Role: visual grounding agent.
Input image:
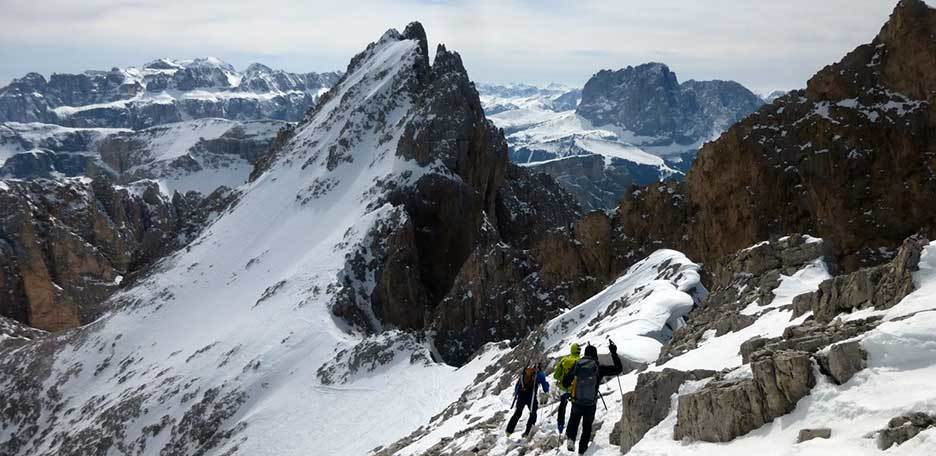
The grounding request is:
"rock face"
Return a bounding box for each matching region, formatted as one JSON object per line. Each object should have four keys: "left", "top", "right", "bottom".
{"left": 0, "top": 58, "right": 341, "bottom": 129}
{"left": 613, "top": 0, "right": 936, "bottom": 272}
{"left": 0, "top": 178, "right": 235, "bottom": 330}
{"left": 611, "top": 368, "right": 715, "bottom": 453}
{"left": 877, "top": 413, "right": 936, "bottom": 450}
{"left": 658, "top": 234, "right": 828, "bottom": 364}
{"left": 816, "top": 340, "right": 868, "bottom": 385}
{"left": 793, "top": 235, "right": 926, "bottom": 321}
{"left": 577, "top": 63, "right": 763, "bottom": 147}
{"left": 674, "top": 350, "right": 816, "bottom": 442}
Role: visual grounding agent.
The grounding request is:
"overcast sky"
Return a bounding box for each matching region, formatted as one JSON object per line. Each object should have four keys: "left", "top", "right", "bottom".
{"left": 0, "top": 0, "right": 924, "bottom": 94}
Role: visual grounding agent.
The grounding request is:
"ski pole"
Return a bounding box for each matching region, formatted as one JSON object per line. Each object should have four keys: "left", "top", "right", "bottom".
{"left": 597, "top": 389, "right": 608, "bottom": 411}
{"left": 608, "top": 337, "right": 625, "bottom": 399}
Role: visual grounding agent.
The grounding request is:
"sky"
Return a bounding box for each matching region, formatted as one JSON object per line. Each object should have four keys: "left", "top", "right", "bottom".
{"left": 0, "top": 0, "right": 924, "bottom": 94}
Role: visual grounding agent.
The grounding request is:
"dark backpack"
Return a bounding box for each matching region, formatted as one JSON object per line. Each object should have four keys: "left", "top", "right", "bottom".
{"left": 572, "top": 358, "right": 599, "bottom": 406}
{"left": 518, "top": 366, "right": 536, "bottom": 393}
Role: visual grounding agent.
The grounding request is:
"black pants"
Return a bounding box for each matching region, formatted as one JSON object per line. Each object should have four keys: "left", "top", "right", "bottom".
{"left": 506, "top": 394, "right": 538, "bottom": 435}
{"left": 566, "top": 402, "right": 597, "bottom": 454}
{"left": 557, "top": 392, "right": 570, "bottom": 429}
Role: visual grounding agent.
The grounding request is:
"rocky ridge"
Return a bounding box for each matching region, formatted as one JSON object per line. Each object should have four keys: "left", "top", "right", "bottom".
{"left": 612, "top": 0, "right": 936, "bottom": 272}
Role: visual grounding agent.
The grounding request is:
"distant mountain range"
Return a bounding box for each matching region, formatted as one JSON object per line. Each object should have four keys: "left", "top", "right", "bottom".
{"left": 478, "top": 64, "right": 765, "bottom": 210}
{"left": 0, "top": 58, "right": 342, "bottom": 194}
{"left": 0, "top": 58, "right": 341, "bottom": 129}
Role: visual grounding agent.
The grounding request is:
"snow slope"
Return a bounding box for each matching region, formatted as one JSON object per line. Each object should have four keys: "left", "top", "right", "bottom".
{"left": 387, "top": 249, "right": 705, "bottom": 455}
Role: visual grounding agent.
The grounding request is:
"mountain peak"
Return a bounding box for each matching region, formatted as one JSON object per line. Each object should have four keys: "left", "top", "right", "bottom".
{"left": 807, "top": 0, "right": 935, "bottom": 101}
{"left": 403, "top": 21, "right": 429, "bottom": 61}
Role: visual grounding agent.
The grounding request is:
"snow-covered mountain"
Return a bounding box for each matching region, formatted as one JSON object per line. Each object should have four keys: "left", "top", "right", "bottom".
{"left": 3, "top": 2, "right": 936, "bottom": 456}
{"left": 0, "top": 58, "right": 340, "bottom": 129}
{"left": 0, "top": 119, "right": 285, "bottom": 194}
{"left": 0, "top": 21, "right": 592, "bottom": 455}
{"left": 478, "top": 66, "right": 763, "bottom": 210}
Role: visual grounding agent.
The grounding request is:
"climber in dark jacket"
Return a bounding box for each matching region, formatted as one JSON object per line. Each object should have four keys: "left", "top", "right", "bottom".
{"left": 561, "top": 342, "right": 622, "bottom": 454}
{"left": 506, "top": 363, "right": 549, "bottom": 438}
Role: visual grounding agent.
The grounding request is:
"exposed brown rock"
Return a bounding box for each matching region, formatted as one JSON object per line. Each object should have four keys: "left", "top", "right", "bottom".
{"left": 612, "top": 0, "right": 936, "bottom": 273}
{"left": 610, "top": 368, "right": 715, "bottom": 453}
{"left": 793, "top": 235, "right": 926, "bottom": 322}
{"left": 0, "top": 178, "right": 236, "bottom": 331}
{"left": 877, "top": 412, "right": 936, "bottom": 450}
{"left": 816, "top": 340, "right": 868, "bottom": 385}
{"left": 740, "top": 317, "right": 880, "bottom": 364}
{"left": 797, "top": 428, "right": 831, "bottom": 443}
{"left": 674, "top": 350, "right": 816, "bottom": 442}
{"left": 659, "top": 234, "right": 827, "bottom": 364}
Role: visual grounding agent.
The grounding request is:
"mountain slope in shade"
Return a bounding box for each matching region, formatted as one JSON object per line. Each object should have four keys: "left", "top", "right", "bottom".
{"left": 0, "top": 58, "right": 340, "bottom": 129}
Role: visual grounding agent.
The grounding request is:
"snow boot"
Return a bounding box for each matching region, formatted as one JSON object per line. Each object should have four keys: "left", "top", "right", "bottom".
{"left": 566, "top": 439, "right": 575, "bottom": 451}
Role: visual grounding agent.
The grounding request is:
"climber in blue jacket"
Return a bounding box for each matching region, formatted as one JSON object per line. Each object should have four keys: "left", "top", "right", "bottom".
{"left": 506, "top": 362, "right": 550, "bottom": 437}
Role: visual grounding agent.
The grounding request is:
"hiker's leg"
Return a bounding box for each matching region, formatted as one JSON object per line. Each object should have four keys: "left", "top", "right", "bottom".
{"left": 506, "top": 400, "right": 525, "bottom": 434}
{"left": 557, "top": 393, "right": 569, "bottom": 429}
{"left": 577, "top": 405, "right": 597, "bottom": 454}
{"left": 566, "top": 403, "right": 583, "bottom": 441}
{"left": 524, "top": 396, "right": 538, "bottom": 435}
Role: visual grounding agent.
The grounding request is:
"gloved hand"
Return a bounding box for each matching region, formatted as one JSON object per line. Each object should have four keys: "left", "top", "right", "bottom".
{"left": 609, "top": 341, "right": 617, "bottom": 353}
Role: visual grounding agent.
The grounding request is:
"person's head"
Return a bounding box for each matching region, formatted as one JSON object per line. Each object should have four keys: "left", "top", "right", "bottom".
{"left": 584, "top": 345, "right": 598, "bottom": 359}
{"left": 570, "top": 343, "right": 580, "bottom": 356}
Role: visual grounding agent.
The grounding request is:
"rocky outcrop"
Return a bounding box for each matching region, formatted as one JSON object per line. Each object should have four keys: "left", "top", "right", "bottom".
{"left": 577, "top": 63, "right": 762, "bottom": 148}
{"left": 612, "top": 0, "right": 936, "bottom": 272}
{"left": 674, "top": 350, "right": 816, "bottom": 442}
{"left": 430, "top": 165, "right": 593, "bottom": 364}
{"left": 611, "top": 368, "right": 715, "bottom": 453}
{"left": 658, "top": 234, "right": 828, "bottom": 364}
{"left": 0, "top": 178, "right": 236, "bottom": 330}
{"left": 876, "top": 412, "right": 936, "bottom": 450}
{"left": 816, "top": 340, "right": 868, "bottom": 385}
{"left": 739, "top": 316, "right": 880, "bottom": 364}
{"left": 0, "top": 59, "right": 340, "bottom": 129}
{"left": 793, "top": 235, "right": 926, "bottom": 322}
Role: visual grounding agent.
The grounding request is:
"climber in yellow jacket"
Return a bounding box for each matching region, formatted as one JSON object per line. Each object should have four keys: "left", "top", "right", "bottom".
{"left": 552, "top": 343, "right": 581, "bottom": 434}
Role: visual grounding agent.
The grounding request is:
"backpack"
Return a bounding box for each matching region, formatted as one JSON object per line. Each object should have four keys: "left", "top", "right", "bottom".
{"left": 571, "top": 358, "right": 599, "bottom": 407}
{"left": 518, "top": 366, "right": 537, "bottom": 393}
{"left": 553, "top": 355, "right": 579, "bottom": 389}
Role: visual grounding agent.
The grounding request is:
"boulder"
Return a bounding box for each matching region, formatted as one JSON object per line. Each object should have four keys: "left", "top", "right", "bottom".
{"left": 674, "top": 350, "right": 815, "bottom": 442}
{"left": 612, "top": 368, "right": 715, "bottom": 453}
{"left": 797, "top": 428, "right": 831, "bottom": 443}
{"left": 877, "top": 412, "right": 936, "bottom": 450}
{"left": 816, "top": 341, "right": 867, "bottom": 385}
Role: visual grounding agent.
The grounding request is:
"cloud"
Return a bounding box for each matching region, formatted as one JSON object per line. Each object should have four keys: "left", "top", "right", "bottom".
{"left": 0, "top": 0, "right": 921, "bottom": 93}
